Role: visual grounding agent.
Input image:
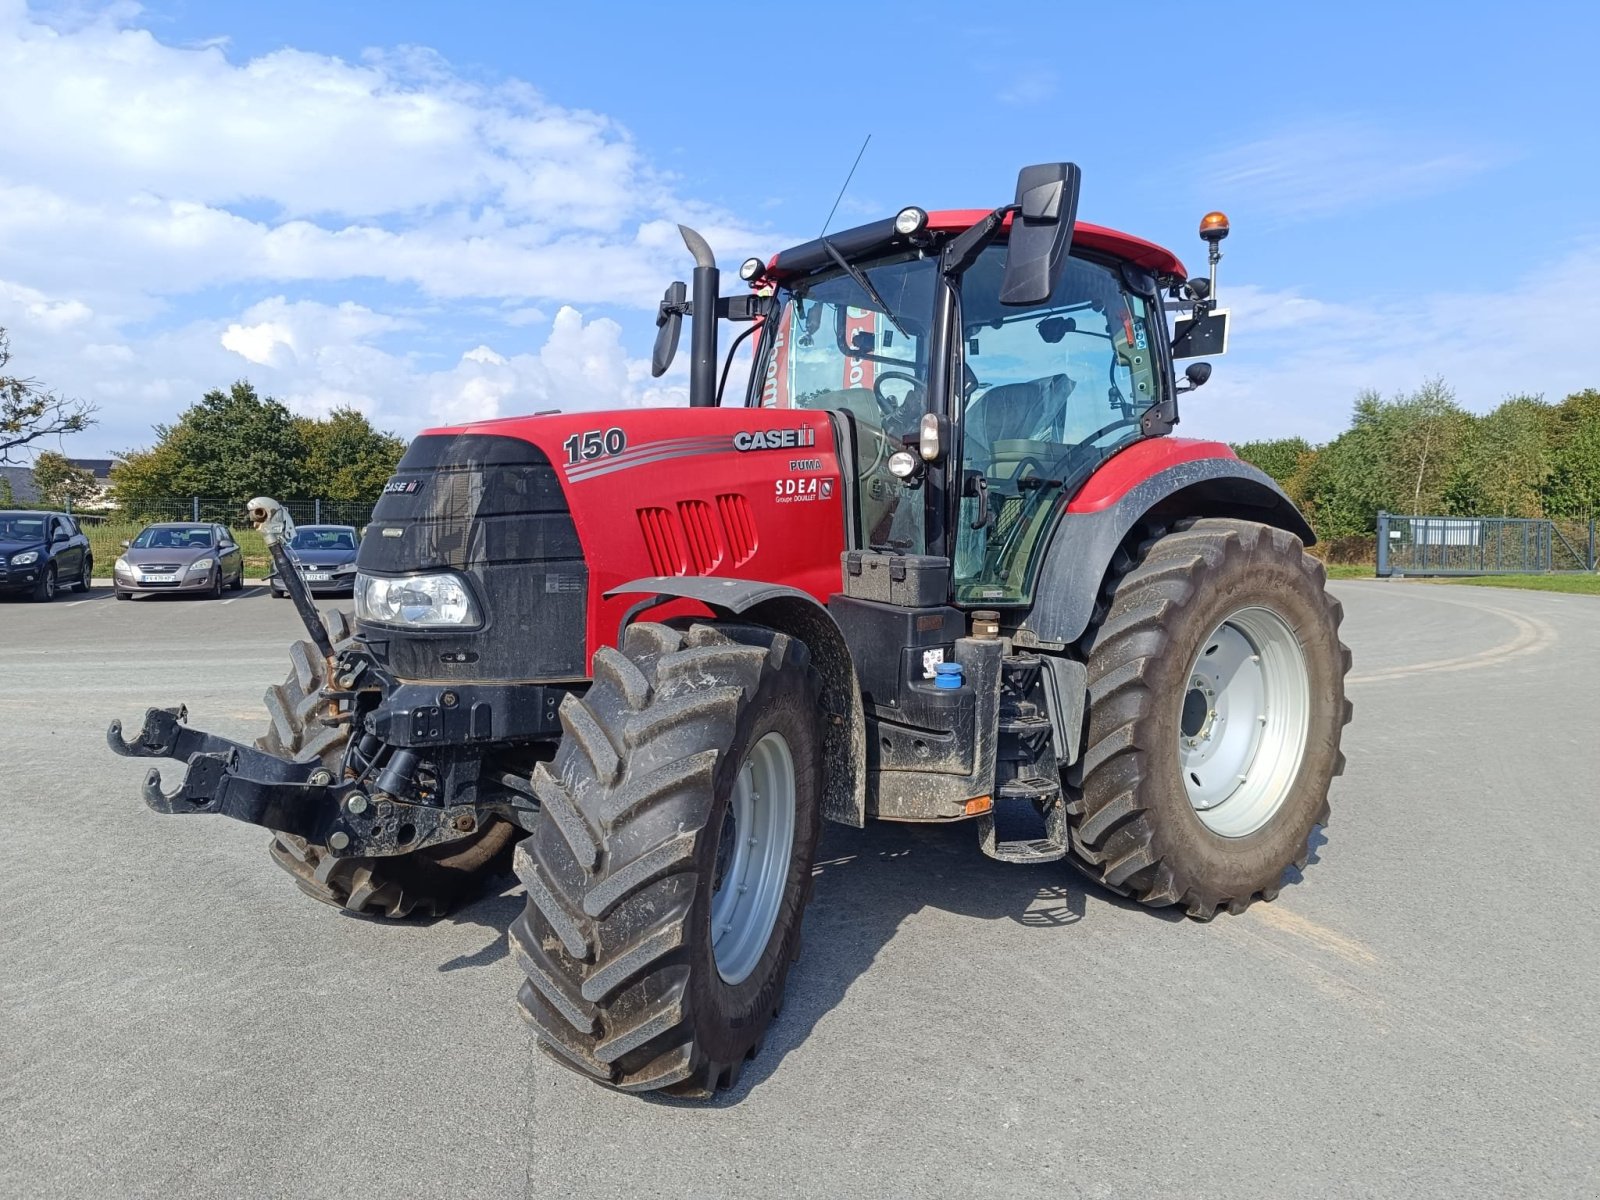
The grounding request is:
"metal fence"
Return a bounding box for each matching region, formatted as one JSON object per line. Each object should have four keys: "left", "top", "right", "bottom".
{"left": 1377, "top": 511, "right": 1598, "bottom": 576}
{"left": 64, "top": 496, "right": 377, "bottom": 529}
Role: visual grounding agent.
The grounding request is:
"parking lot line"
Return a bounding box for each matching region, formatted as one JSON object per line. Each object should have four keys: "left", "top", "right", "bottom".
{"left": 223, "top": 586, "right": 266, "bottom": 605}
{"left": 64, "top": 591, "right": 118, "bottom": 607}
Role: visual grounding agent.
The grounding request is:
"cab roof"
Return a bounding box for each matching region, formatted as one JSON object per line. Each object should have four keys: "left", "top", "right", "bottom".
{"left": 768, "top": 209, "right": 1186, "bottom": 282}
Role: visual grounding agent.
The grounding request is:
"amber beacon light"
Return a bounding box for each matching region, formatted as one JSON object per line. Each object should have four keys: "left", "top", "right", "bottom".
{"left": 1199, "top": 210, "right": 1230, "bottom": 243}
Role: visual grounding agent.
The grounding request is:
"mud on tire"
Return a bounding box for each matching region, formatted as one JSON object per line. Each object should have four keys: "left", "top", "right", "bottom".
{"left": 510, "top": 620, "right": 822, "bottom": 1097}
{"left": 1067, "top": 518, "right": 1353, "bottom": 920}
{"left": 258, "top": 609, "right": 517, "bottom": 919}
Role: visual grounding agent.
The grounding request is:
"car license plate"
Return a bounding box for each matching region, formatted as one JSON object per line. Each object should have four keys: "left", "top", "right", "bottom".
{"left": 141, "top": 573, "right": 178, "bottom": 583}
{"left": 304, "top": 572, "right": 331, "bottom": 582}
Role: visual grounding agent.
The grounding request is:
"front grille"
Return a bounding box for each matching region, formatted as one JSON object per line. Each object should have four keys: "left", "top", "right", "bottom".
{"left": 139, "top": 563, "right": 182, "bottom": 573}
{"left": 359, "top": 433, "right": 587, "bottom": 682}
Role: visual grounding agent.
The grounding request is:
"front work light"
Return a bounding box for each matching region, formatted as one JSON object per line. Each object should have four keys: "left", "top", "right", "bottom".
{"left": 888, "top": 450, "right": 921, "bottom": 480}
{"left": 895, "top": 206, "right": 928, "bottom": 236}
{"left": 355, "top": 571, "right": 481, "bottom": 629}
{"left": 739, "top": 257, "right": 766, "bottom": 282}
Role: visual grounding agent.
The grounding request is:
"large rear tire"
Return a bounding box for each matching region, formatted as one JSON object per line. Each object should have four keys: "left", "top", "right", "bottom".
{"left": 1067, "top": 519, "right": 1352, "bottom": 919}
{"left": 258, "top": 610, "right": 518, "bottom": 918}
{"left": 511, "top": 620, "right": 822, "bottom": 1096}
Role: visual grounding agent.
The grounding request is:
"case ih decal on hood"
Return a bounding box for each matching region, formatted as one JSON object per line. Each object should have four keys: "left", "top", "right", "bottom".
{"left": 733, "top": 426, "right": 816, "bottom": 452}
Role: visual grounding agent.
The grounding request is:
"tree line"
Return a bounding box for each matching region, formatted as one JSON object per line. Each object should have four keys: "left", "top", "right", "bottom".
{"left": 1234, "top": 381, "right": 1600, "bottom": 541}
{"left": 111, "top": 381, "right": 405, "bottom": 506}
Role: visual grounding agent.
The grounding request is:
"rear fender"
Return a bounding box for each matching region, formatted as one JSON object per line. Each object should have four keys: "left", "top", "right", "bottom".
{"left": 605, "top": 577, "right": 866, "bottom": 827}
{"left": 1017, "top": 456, "right": 1314, "bottom": 649}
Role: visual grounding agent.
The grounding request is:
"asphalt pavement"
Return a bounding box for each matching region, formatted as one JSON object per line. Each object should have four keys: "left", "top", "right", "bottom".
{"left": 1, "top": 579, "right": 1596, "bottom": 1198}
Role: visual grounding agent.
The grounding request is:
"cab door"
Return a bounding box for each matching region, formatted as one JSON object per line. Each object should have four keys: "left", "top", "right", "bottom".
{"left": 951, "top": 248, "right": 1166, "bottom": 605}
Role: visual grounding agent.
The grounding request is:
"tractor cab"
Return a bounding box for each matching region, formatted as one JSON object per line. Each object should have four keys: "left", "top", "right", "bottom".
{"left": 655, "top": 162, "right": 1228, "bottom": 613}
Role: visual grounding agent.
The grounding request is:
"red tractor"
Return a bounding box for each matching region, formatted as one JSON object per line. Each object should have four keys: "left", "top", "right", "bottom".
{"left": 111, "top": 163, "right": 1350, "bottom": 1097}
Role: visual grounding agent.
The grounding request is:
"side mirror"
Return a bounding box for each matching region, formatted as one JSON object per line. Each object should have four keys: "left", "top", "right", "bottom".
{"left": 1177, "top": 362, "right": 1213, "bottom": 393}
{"left": 120, "top": 539, "right": 131, "bottom": 549}
{"left": 651, "top": 281, "right": 687, "bottom": 378}
{"left": 999, "top": 162, "right": 1081, "bottom": 306}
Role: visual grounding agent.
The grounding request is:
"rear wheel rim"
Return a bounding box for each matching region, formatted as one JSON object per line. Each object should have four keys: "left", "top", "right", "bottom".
{"left": 710, "top": 731, "right": 796, "bottom": 985}
{"left": 1178, "top": 606, "right": 1311, "bottom": 838}
{"left": 43, "top": 568, "right": 55, "bottom": 599}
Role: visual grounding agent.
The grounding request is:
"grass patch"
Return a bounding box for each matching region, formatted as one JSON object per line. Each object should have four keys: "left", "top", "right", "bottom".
{"left": 1432, "top": 573, "right": 1600, "bottom": 595}
{"left": 1324, "top": 564, "right": 1375, "bottom": 580}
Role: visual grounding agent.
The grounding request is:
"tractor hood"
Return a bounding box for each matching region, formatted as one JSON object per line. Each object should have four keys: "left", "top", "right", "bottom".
{"left": 364, "top": 407, "right": 849, "bottom": 678}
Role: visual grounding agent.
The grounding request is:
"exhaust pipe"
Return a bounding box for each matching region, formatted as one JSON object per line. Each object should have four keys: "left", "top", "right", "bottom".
{"left": 679, "top": 224, "right": 719, "bottom": 408}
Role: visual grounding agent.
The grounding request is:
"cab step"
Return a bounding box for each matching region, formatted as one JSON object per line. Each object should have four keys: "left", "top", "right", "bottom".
{"left": 977, "top": 778, "right": 1067, "bottom": 864}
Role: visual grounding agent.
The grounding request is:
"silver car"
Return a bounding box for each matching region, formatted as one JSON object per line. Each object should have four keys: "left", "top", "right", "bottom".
{"left": 114, "top": 523, "right": 246, "bottom": 599}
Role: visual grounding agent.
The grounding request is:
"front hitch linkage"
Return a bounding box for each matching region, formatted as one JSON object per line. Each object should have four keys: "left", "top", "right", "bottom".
{"left": 106, "top": 705, "right": 500, "bottom": 858}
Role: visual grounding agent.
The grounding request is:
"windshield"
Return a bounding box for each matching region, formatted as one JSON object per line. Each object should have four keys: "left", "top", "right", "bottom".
{"left": 0, "top": 514, "right": 47, "bottom": 542}
{"left": 133, "top": 525, "right": 214, "bottom": 550}
{"left": 291, "top": 528, "right": 356, "bottom": 552}
{"left": 756, "top": 252, "right": 939, "bottom": 551}
{"left": 954, "top": 246, "right": 1163, "bottom": 604}
{"left": 757, "top": 251, "right": 937, "bottom": 436}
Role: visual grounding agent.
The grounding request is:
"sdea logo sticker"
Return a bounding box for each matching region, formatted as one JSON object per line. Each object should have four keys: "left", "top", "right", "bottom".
{"left": 734, "top": 427, "right": 816, "bottom": 451}
{"left": 774, "top": 476, "right": 834, "bottom": 503}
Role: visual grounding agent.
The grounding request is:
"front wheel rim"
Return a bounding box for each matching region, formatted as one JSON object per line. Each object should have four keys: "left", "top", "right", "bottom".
{"left": 709, "top": 731, "right": 796, "bottom": 985}
{"left": 1178, "top": 606, "right": 1311, "bottom": 838}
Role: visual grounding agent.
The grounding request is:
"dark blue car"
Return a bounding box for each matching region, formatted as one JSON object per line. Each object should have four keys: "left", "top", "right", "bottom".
{"left": 270, "top": 524, "right": 361, "bottom": 597}
{"left": 0, "top": 510, "right": 93, "bottom": 601}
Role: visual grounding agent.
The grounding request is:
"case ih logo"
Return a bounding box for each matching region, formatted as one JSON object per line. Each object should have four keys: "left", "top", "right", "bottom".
{"left": 733, "top": 427, "right": 816, "bottom": 452}
{"left": 382, "top": 478, "right": 424, "bottom": 495}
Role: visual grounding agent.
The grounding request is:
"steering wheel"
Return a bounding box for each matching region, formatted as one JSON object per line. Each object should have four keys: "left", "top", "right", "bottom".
{"left": 1006, "top": 456, "right": 1052, "bottom": 489}
{"left": 872, "top": 370, "right": 923, "bottom": 422}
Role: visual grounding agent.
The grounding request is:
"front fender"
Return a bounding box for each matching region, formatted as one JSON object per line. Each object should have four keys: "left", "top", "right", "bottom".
{"left": 604, "top": 576, "right": 867, "bottom": 828}
{"left": 1018, "top": 454, "right": 1314, "bottom": 649}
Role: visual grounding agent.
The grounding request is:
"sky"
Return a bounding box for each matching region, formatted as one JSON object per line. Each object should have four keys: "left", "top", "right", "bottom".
{"left": 2, "top": 0, "right": 1597, "bottom": 466}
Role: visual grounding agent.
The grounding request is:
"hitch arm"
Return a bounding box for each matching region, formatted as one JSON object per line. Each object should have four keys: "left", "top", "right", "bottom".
{"left": 267, "top": 539, "right": 336, "bottom": 662}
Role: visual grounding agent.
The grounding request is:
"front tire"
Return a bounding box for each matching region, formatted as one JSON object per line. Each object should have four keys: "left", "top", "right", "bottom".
{"left": 30, "top": 564, "right": 56, "bottom": 603}
{"left": 1068, "top": 519, "right": 1352, "bottom": 919}
{"left": 511, "top": 621, "right": 822, "bottom": 1096}
{"left": 258, "top": 610, "right": 518, "bottom": 918}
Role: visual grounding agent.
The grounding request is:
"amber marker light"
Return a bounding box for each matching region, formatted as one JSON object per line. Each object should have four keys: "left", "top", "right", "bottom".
{"left": 1199, "top": 210, "right": 1231, "bottom": 243}
{"left": 964, "top": 796, "right": 994, "bottom": 816}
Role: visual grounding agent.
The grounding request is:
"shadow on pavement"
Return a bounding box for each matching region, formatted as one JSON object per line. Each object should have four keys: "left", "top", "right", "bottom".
{"left": 423, "top": 813, "right": 1331, "bottom": 1102}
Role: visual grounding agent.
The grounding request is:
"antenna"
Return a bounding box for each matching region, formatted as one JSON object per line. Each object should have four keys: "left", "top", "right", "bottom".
{"left": 818, "top": 134, "right": 871, "bottom": 239}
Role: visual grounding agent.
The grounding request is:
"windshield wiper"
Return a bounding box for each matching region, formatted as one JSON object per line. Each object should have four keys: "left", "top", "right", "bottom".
{"left": 821, "top": 239, "right": 909, "bottom": 340}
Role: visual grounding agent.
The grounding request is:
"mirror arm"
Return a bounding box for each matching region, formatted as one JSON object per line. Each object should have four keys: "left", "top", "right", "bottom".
{"left": 941, "top": 205, "right": 1014, "bottom": 279}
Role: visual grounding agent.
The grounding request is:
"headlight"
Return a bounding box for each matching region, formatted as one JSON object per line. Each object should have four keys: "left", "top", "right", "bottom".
{"left": 189, "top": 558, "right": 214, "bottom": 573}
{"left": 355, "top": 571, "right": 480, "bottom": 628}
{"left": 12, "top": 550, "right": 39, "bottom": 566}
{"left": 333, "top": 561, "right": 357, "bottom": 573}
{"left": 114, "top": 557, "right": 131, "bottom": 575}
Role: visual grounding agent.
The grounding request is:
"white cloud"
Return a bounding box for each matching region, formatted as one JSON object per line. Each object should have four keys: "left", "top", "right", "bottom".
{"left": 1181, "top": 241, "right": 1600, "bottom": 445}
{"left": 0, "top": 3, "right": 779, "bottom": 458}
{"left": 1198, "top": 118, "right": 1499, "bottom": 222}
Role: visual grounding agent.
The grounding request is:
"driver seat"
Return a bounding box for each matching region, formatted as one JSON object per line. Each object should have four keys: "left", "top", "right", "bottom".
{"left": 964, "top": 374, "right": 1074, "bottom": 481}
